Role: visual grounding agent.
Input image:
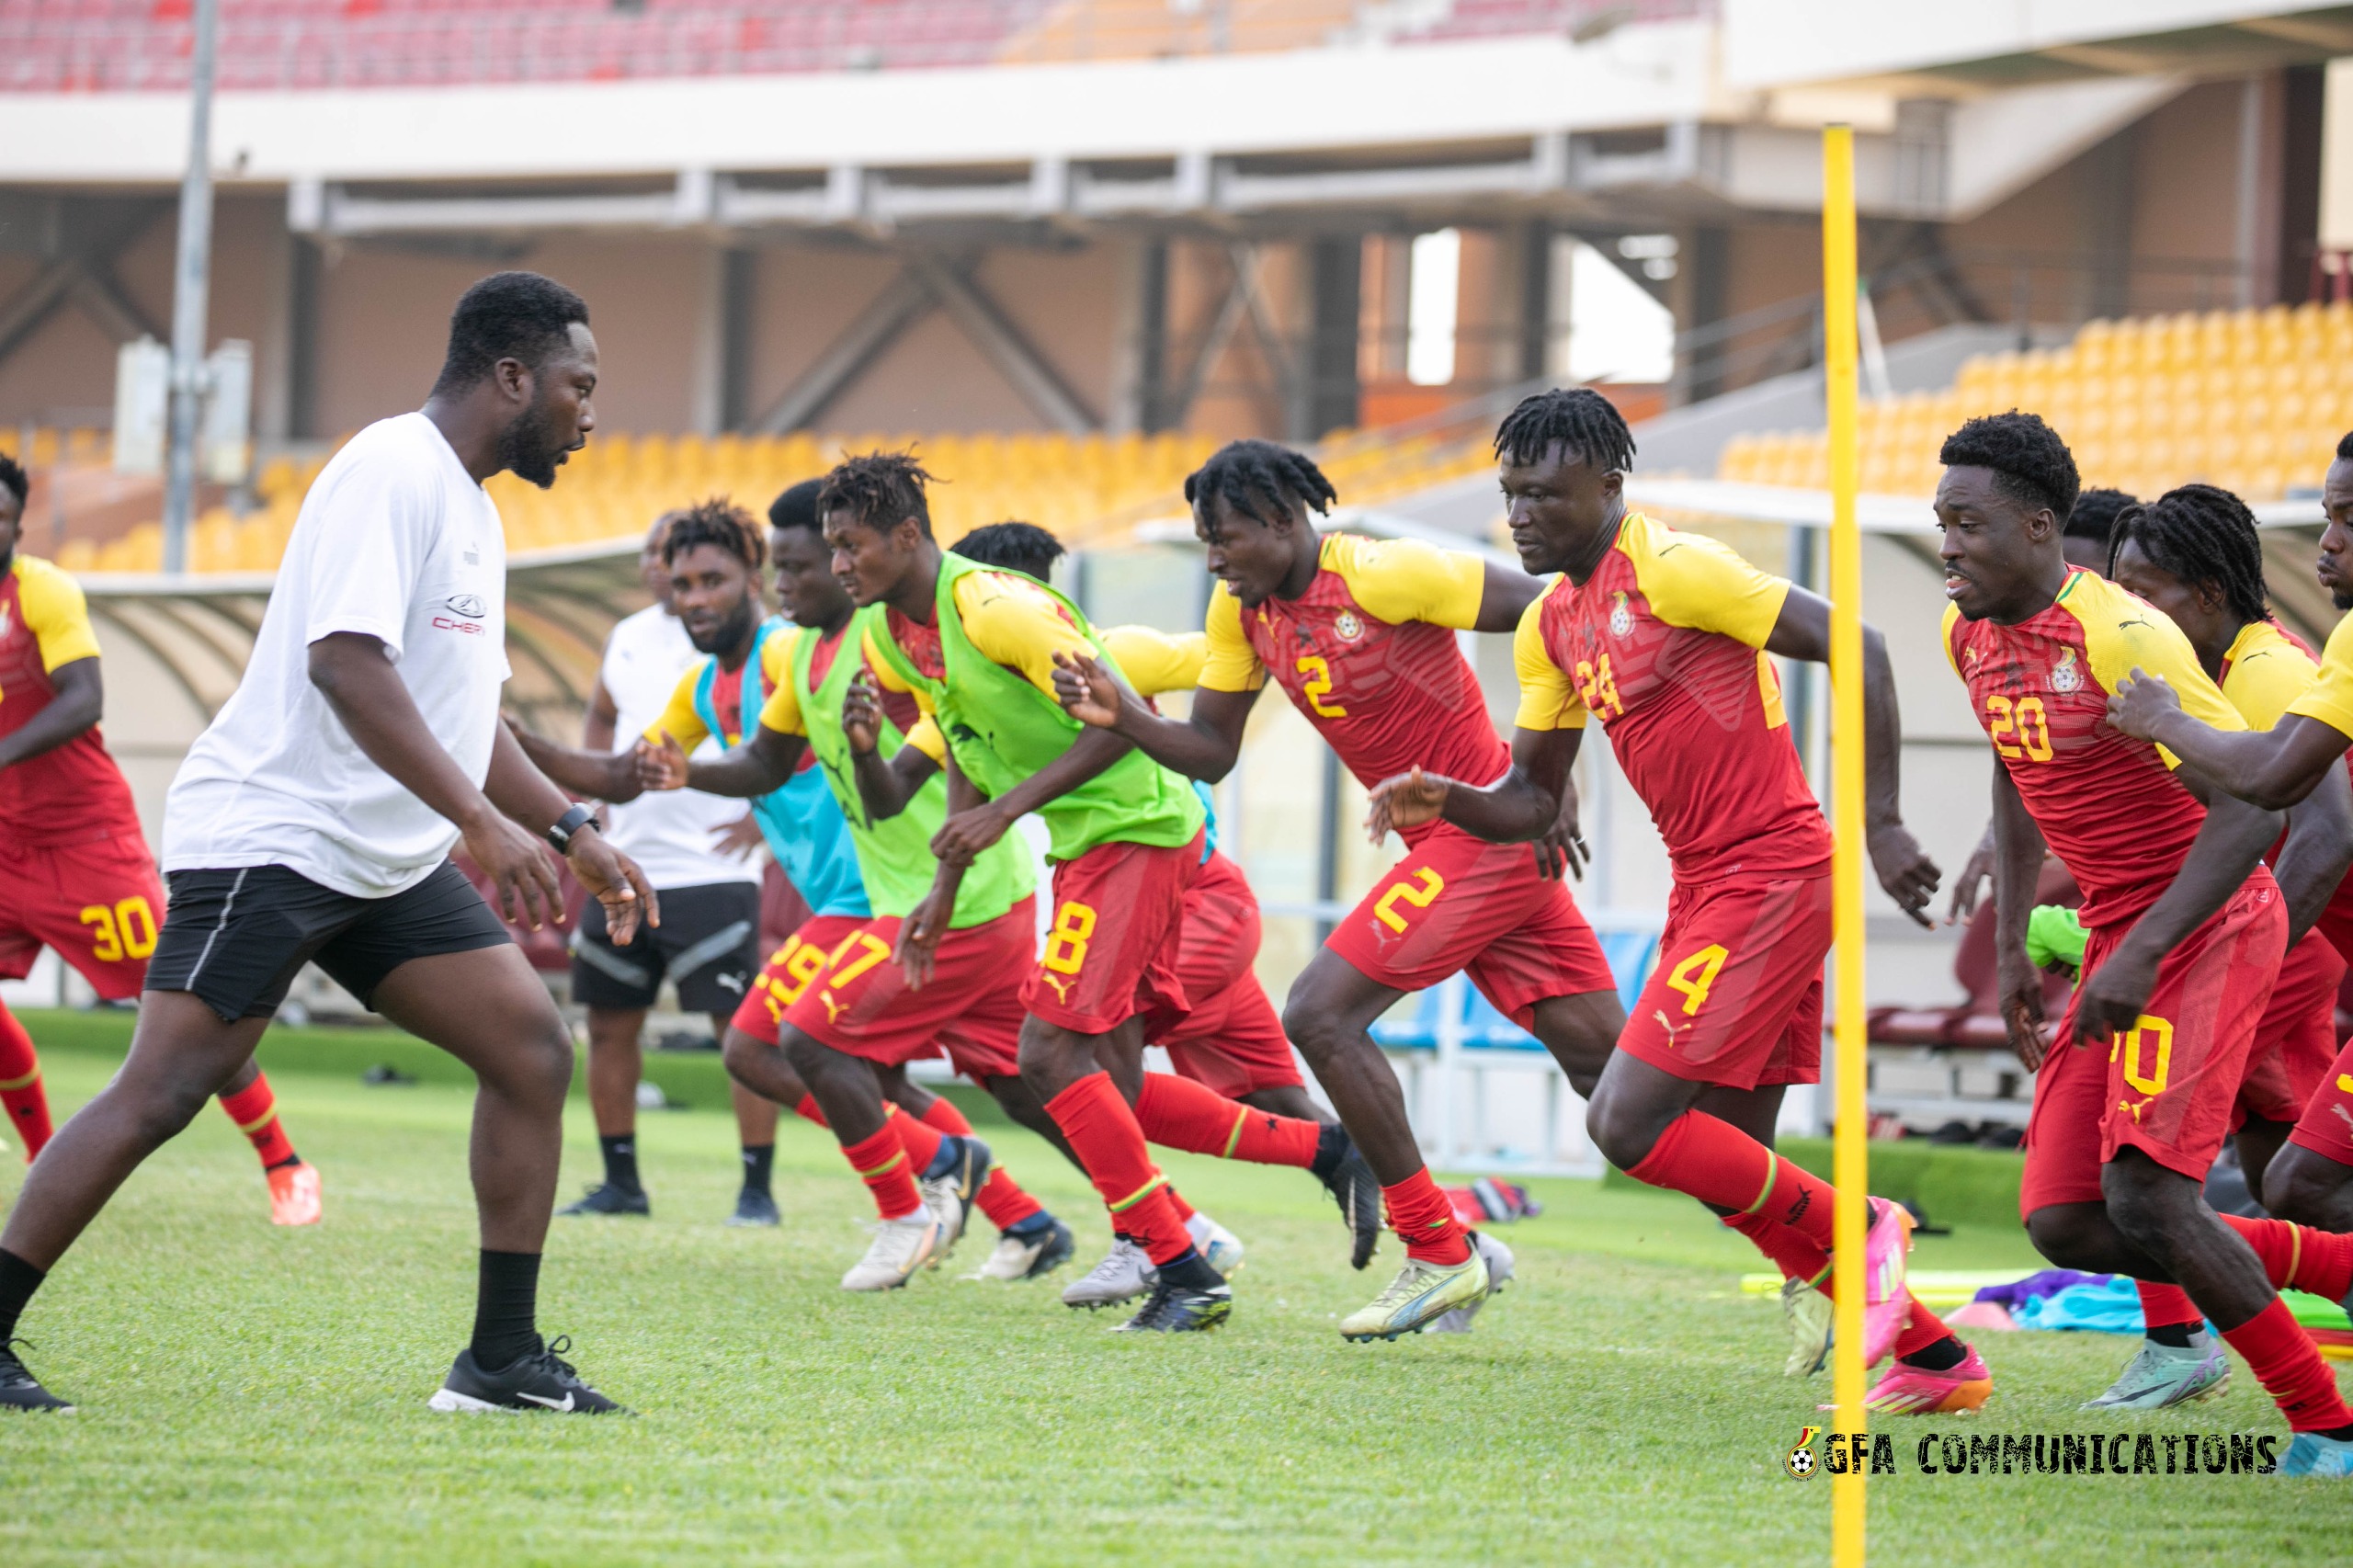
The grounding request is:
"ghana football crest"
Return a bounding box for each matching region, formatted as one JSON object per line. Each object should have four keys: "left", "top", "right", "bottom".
{"left": 1608, "top": 591, "right": 1631, "bottom": 638}
{"left": 2051, "top": 648, "right": 2081, "bottom": 692}
{"left": 1784, "top": 1426, "right": 1822, "bottom": 1479}
{"left": 1333, "top": 610, "right": 1363, "bottom": 642}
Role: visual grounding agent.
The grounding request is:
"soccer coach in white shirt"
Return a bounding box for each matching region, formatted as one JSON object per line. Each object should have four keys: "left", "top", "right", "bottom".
{"left": 0, "top": 272, "right": 654, "bottom": 1417}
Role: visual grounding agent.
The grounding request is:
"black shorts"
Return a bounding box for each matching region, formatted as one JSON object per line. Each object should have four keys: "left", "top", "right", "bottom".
{"left": 149, "top": 860, "right": 513, "bottom": 1022}
{"left": 568, "top": 880, "right": 759, "bottom": 1015}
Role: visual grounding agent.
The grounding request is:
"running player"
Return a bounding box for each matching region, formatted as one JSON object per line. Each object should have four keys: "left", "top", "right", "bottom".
{"left": 1359, "top": 389, "right": 1974, "bottom": 1406}
{"left": 830, "top": 452, "right": 1378, "bottom": 1333}
{"left": 1948, "top": 486, "right": 2141, "bottom": 922}
{"left": 949, "top": 521, "right": 1373, "bottom": 1309}
{"left": 0, "top": 271, "right": 654, "bottom": 1415}
{"left": 513, "top": 508, "right": 778, "bottom": 1225}
{"left": 626, "top": 483, "right": 1074, "bottom": 1288}
{"left": 1924, "top": 411, "right": 2353, "bottom": 1472}
{"left": 1051, "top": 437, "right": 1612, "bottom": 1339}
{"left": 2092, "top": 484, "right": 2353, "bottom": 1410}
{"left": 0, "top": 451, "right": 320, "bottom": 1224}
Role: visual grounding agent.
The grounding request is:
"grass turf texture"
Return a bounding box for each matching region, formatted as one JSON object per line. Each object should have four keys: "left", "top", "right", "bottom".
{"left": 2, "top": 1011, "right": 2344, "bottom": 1565}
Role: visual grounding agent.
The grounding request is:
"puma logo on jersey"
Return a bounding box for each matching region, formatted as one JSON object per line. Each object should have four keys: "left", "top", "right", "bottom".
{"left": 715, "top": 972, "right": 745, "bottom": 994}
{"left": 1039, "top": 972, "right": 1074, "bottom": 1004}
{"left": 2331, "top": 1103, "right": 2353, "bottom": 1142}
{"left": 1653, "top": 1009, "right": 1691, "bottom": 1047}
{"left": 2118, "top": 1095, "right": 2154, "bottom": 1123}
{"left": 820, "top": 993, "right": 845, "bottom": 1022}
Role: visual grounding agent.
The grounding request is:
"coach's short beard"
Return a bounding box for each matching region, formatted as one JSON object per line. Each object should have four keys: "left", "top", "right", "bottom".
{"left": 498, "top": 394, "right": 566, "bottom": 490}
{"left": 2336, "top": 585, "right": 2353, "bottom": 613}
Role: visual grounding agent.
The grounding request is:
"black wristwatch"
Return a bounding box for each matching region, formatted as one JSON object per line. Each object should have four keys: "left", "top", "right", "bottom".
{"left": 545, "top": 803, "right": 600, "bottom": 853}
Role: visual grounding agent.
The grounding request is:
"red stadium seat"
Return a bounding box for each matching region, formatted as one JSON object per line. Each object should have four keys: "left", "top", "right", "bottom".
{"left": 1867, "top": 859, "right": 2082, "bottom": 1051}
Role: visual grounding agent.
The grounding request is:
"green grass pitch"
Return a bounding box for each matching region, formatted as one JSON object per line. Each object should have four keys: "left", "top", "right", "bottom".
{"left": 1, "top": 1010, "right": 2345, "bottom": 1565}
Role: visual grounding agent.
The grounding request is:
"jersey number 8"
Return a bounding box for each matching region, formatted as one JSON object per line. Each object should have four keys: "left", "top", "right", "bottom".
{"left": 1042, "top": 903, "right": 1097, "bottom": 975}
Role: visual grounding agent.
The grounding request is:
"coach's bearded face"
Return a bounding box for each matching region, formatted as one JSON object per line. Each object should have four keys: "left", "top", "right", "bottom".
{"left": 497, "top": 382, "right": 571, "bottom": 490}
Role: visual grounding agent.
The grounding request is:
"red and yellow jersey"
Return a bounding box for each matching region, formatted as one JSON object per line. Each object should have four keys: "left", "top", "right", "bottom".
{"left": 2287, "top": 608, "right": 2353, "bottom": 743}
{"left": 1515, "top": 511, "right": 1826, "bottom": 885}
{"left": 1944, "top": 569, "right": 2247, "bottom": 931}
{"left": 2218, "top": 618, "right": 2318, "bottom": 732}
{"left": 864, "top": 567, "right": 1097, "bottom": 767}
{"left": 1200, "top": 533, "right": 1503, "bottom": 837}
{"left": 1101, "top": 625, "right": 1206, "bottom": 699}
{"left": 0, "top": 553, "right": 141, "bottom": 842}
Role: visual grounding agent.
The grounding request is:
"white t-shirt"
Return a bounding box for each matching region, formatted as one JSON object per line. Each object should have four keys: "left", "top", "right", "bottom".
{"left": 165, "top": 413, "right": 512, "bottom": 897}
{"left": 596, "top": 603, "right": 759, "bottom": 892}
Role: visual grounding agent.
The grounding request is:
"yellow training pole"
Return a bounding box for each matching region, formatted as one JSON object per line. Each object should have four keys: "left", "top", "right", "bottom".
{"left": 1822, "top": 122, "right": 1868, "bottom": 1568}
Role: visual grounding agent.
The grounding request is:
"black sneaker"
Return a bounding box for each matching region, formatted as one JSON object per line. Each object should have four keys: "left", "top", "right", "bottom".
{"left": 0, "top": 1341, "right": 72, "bottom": 1413}
{"left": 1110, "top": 1281, "right": 1233, "bottom": 1334}
{"left": 725, "top": 1187, "right": 779, "bottom": 1228}
{"left": 428, "top": 1335, "right": 625, "bottom": 1414}
{"left": 1312, "top": 1124, "right": 1383, "bottom": 1270}
{"left": 558, "top": 1183, "right": 649, "bottom": 1217}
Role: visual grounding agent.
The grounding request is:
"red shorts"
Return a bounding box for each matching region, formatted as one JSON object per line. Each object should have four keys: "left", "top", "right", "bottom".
{"left": 1151, "top": 850, "right": 1303, "bottom": 1096}
{"left": 1614, "top": 874, "right": 1831, "bottom": 1091}
{"left": 2020, "top": 877, "right": 2287, "bottom": 1215}
{"left": 1019, "top": 831, "right": 1204, "bottom": 1035}
{"left": 729, "top": 914, "right": 871, "bottom": 1046}
{"left": 0, "top": 829, "right": 165, "bottom": 1002}
{"left": 2288, "top": 1036, "right": 2353, "bottom": 1163}
{"left": 2235, "top": 926, "right": 2345, "bottom": 1129}
{"left": 1325, "top": 823, "right": 1613, "bottom": 1028}
{"left": 781, "top": 899, "right": 1034, "bottom": 1079}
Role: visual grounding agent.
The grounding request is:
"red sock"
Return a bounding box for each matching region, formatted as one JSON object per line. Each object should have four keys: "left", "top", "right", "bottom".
{"left": 1628, "top": 1111, "right": 1836, "bottom": 1251}
{"left": 909, "top": 1096, "right": 1046, "bottom": 1230}
{"left": 2217, "top": 1295, "right": 2353, "bottom": 1431}
{"left": 1893, "top": 1297, "right": 1961, "bottom": 1360}
{"left": 1134, "top": 1074, "right": 1320, "bottom": 1167}
{"left": 1043, "top": 1073, "right": 1190, "bottom": 1265}
{"left": 0, "top": 1002, "right": 50, "bottom": 1163}
{"left": 2138, "top": 1281, "right": 2205, "bottom": 1334}
{"left": 792, "top": 1093, "right": 826, "bottom": 1127}
{"left": 888, "top": 1102, "right": 946, "bottom": 1176}
{"left": 1162, "top": 1179, "right": 1197, "bottom": 1226}
{"left": 1724, "top": 1208, "right": 1830, "bottom": 1284}
{"left": 2220, "top": 1213, "right": 2353, "bottom": 1302}
{"left": 840, "top": 1124, "right": 923, "bottom": 1221}
{"left": 216, "top": 1074, "right": 298, "bottom": 1169}
{"left": 915, "top": 1096, "right": 973, "bottom": 1136}
{"left": 1381, "top": 1167, "right": 1472, "bottom": 1265}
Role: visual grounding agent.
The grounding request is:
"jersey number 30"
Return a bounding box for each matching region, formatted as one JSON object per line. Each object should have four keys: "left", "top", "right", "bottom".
{"left": 80, "top": 897, "right": 159, "bottom": 964}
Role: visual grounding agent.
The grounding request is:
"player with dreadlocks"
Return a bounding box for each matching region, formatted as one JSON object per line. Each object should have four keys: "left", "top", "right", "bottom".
{"left": 781, "top": 451, "right": 1373, "bottom": 1333}
{"left": 2082, "top": 483, "right": 2353, "bottom": 1411}
{"left": 1051, "top": 434, "right": 1613, "bottom": 1340}
{"left": 1356, "top": 388, "right": 1974, "bottom": 1404}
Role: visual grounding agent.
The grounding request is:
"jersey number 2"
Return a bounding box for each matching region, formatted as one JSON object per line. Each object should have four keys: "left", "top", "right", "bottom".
{"left": 1296, "top": 655, "right": 1347, "bottom": 718}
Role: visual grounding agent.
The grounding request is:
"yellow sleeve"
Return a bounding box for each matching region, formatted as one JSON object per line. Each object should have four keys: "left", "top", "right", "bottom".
{"left": 900, "top": 715, "right": 947, "bottom": 765}
{"left": 1199, "top": 584, "right": 1267, "bottom": 692}
{"left": 15, "top": 558, "right": 102, "bottom": 672}
{"left": 1621, "top": 517, "right": 1790, "bottom": 648}
{"left": 752, "top": 627, "right": 807, "bottom": 736}
{"left": 642, "top": 665, "right": 713, "bottom": 753}
{"left": 1100, "top": 625, "right": 1207, "bottom": 698}
{"left": 1321, "top": 533, "right": 1487, "bottom": 631}
{"left": 2289, "top": 613, "right": 2353, "bottom": 742}
{"left": 1939, "top": 603, "right": 1964, "bottom": 678}
{"left": 860, "top": 625, "right": 917, "bottom": 698}
{"left": 1510, "top": 586, "right": 1586, "bottom": 732}
{"left": 2220, "top": 621, "right": 2319, "bottom": 734}
{"left": 2068, "top": 580, "right": 2246, "bottom": 767}
{"left": 951, "top": 570, "right": 1093, "bottom": 699}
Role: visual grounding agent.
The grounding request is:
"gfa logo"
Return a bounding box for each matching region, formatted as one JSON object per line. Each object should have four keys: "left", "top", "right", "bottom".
{"left": 1785, "top": 1426, "right": 1821, "bottom": 1479}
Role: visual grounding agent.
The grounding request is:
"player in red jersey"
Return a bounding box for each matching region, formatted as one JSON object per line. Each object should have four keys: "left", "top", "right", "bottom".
{"left": 1361, "top": 389, "right": 1974, "bottom": 1406}
{"left": 2094, "top": 485, "right": 2353, "bottom": 1410}
{"left": 1053, "top": 438, "right": 1614, "bottom": 1339}
{"left": 0, "top": 452, "right": 319, "bottom": 1224}
{"left": 1932, "top": 413, "right": 2353, "bottom": 1468}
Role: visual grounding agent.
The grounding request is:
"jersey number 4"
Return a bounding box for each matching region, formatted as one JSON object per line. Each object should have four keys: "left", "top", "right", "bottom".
{"left": 1984, "top": 694, "right": 2053, "bottom": 762}
{"left": 80, "top": 897, "right": 158, "bottom": 964}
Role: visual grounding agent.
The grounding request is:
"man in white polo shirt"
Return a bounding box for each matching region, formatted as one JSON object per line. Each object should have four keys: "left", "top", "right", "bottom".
{"left": 518, "top": 510, "right": 776, "bottom": 1225}
{"left": 0, "top": 271, "right": 654, "bottom": 1417}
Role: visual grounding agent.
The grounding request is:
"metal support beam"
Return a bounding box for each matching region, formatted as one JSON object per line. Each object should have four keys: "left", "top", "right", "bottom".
{"left": 752, "top": 267, "right": 936, "bottom": 434}
{"left": 908, "top": 254, "right": 1097, "bottom": 433}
